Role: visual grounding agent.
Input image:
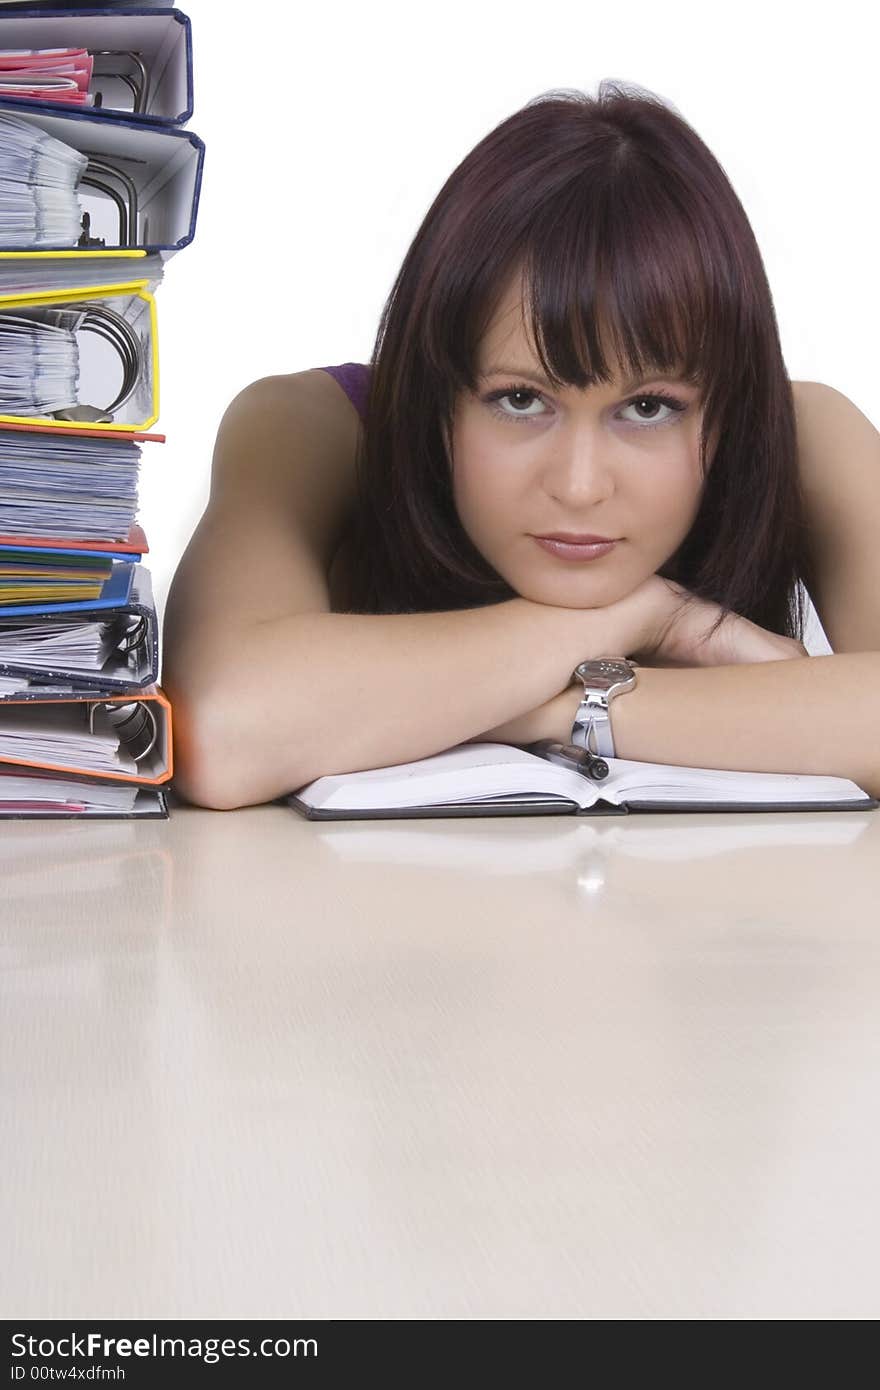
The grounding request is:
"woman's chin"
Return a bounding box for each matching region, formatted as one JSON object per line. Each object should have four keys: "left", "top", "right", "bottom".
{"left": 510, "top": 579, "right": 618, "bottom": 610}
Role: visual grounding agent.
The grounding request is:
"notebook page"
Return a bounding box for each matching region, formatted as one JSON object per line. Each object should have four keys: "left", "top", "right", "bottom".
{"left": 293, "top": 741, "right": 591, "bottom": 812}
{"left": 608, "top": 757, "right": 871, "bottom": 804}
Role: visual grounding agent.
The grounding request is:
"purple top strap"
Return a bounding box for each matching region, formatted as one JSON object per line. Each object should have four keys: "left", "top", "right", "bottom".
{"left": 319, "top": 362, "right": 371, "bottom": 424}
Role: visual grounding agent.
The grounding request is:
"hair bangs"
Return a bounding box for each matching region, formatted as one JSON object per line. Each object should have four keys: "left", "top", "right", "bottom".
{"left": 518, "top": 193, "right": 717, "bottom": 399}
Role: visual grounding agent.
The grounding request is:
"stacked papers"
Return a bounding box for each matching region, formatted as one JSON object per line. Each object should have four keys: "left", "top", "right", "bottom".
{"left": 0, "top": 48, "right": 94, "bottom": 106}
{"left": 0, "top": 615, "right": 118, "bottom": 675}
{"left": 0, "top": 304, "right": 82, "bottom": 414}
{"left": 0, "top": 697, "right": 137, "bottom": 773}
{"left": 0, "top": 771, "right": 137, "bottom": 813}
{"left": 0, "top": 254, "right": 165, "bottom": 295}
{"left": 0, "top": 429, "right": 140, "bottom": 538}
{"left": 0, "top": 110, "right": 86, "bottom": 246}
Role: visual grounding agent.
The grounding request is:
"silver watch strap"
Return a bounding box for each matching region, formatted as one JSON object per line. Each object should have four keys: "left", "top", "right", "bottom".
{"left": 570, "top": 660, "right": 638, "bottom": 760}
{"left": 571, "top": 691, "right": 616, "bottom": 758}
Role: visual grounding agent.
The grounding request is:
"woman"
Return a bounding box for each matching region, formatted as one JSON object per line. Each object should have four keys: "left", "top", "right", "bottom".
{"left": 163, "top": 82, "right": 880, "bottom": 809}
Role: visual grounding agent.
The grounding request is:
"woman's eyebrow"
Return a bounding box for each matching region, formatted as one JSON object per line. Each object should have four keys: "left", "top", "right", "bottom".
{"left": 619, "top": 371, "right": 696, "bottom": 390}
{"left": 479, "top": 364, "right": 554, "bottom": 385}
{"left": 479, "top": 364, "right": 694, "bottom": 390}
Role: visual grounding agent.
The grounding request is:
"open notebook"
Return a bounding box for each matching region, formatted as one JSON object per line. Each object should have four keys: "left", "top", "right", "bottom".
{"left": 287, "top": 741, "right": 879, "bottom": 820}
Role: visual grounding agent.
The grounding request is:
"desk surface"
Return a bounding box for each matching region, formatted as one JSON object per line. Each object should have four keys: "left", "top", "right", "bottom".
{"left": 3, "top": 796, "right": 879, "bottom": 1320}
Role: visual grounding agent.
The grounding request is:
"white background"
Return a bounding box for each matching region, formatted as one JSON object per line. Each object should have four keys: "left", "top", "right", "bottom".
{"left": 145, "top": 0, "right": 879, "bottom": 654}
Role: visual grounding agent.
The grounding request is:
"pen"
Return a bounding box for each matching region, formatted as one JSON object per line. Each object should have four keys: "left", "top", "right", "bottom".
{"left": 525, "top": 738, "right": 610, "bottom": 782}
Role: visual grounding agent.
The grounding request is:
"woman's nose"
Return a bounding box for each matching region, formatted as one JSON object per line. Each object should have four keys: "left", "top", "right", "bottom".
{"left": 542, "top": 425, "right": 615, "bottom": 506}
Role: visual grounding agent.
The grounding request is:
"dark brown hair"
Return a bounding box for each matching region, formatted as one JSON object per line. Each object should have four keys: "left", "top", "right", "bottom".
{"left": 341, "top": 80, "right": 813, "bottom": 639}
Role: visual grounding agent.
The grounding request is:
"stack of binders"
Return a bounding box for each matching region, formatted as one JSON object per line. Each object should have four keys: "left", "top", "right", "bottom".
{"left": 0, "top": 3, "right": 203, "bottom": 817}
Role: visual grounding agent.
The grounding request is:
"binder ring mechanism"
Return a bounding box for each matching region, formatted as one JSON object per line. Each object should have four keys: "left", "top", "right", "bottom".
{"left": 91, "top": 50, "right": 149, "bottom": 116}
{"left": 116, "top": 614, "right": 149, "bottom": 655}
{"left": 52, "top": 304, "right": 143, "bottom": 426}
{"left": 78, "top": 149, "right": 140, "bottom": 250}
{"left": 87, "top": 699, "right": 157, "bottom": 763}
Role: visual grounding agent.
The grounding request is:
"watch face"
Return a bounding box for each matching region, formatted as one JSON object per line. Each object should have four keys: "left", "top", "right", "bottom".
{"left": 574, "top": 659, "right": 633, "bottom": 685}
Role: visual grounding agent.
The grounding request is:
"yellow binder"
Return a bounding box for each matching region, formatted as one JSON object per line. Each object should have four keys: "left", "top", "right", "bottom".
{"left": 0, "top": 279, "right": 159, "bottom": 432}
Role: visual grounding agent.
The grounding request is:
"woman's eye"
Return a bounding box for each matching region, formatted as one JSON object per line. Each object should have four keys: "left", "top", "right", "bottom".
{"left": 487, "top": 388, "right": 549, "bottom": 422}
{"left": 485, "top": 386, "right": 689, "bottom": 428}
{"left": 619, "top": 395, "right": 685, "bottom": 427}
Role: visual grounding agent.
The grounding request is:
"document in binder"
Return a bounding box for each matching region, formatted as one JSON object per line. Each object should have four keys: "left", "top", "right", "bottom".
{"left": 0, "top": 554, "right": 114, "bottom": 605}
{"left": 0, "top": 280, "right": 159, "bottom": 432}
{"left": 0, "top": 561, "right": 158, "bottom": 691}
{"left": 0, "top": 420, "right": 162, "bottom": 542}
{"left": 0, "top": 683, "right": 172, "bottom": 785}
{"left": 0, "top": 9, "right": 193, "bottom": 125}
{"left": 0, "top": 769, "right": 169, "bottom": 818}
{"left": 0, "top": 249, "right": 164, "bottom": 294}
{"left": 0, "top": 557, "right": 143, "bottom": 614}
{"left": 0, "top": 99, "right": 203, "bottom": 253}
{"left": 0, "top": 48, "right": 92, "bottom": 105}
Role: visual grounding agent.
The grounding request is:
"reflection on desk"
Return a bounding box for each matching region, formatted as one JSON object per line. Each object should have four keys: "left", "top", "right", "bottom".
{"left": 3, "top": 802, "right": 880, "bottom": 1320}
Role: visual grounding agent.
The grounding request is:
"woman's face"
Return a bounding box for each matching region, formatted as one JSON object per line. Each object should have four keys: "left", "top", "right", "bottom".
{"left": 450, "top": 276, "right": 714, "bottom": 609}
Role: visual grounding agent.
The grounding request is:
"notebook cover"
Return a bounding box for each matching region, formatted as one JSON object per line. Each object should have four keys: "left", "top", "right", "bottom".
{"left": 286, "top": 793, "right": 879, "bottom": 820}
{"left": 619, "top": 797, "right": 879, "bottom": 813}
{"left": 285, "top": 794, "right": 624, "bottom": 821}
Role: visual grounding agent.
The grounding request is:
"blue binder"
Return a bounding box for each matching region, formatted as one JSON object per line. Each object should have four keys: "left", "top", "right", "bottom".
{"left": 0, "top": 8, "right": 193, "bottom": 125}
{"left": 0, "top": 555, "right": 136, "bottom": 616}
{"left": 0, "top": 99, "right": 204, "bottom": 254}
{"left": 0, "top": 562, "right": 158, "bottom": 689}
{"left": 0, "top": 540, "right": 143, "bottom": 565}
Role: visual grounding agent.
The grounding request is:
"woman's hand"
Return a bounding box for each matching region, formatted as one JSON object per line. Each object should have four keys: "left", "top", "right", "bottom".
{"left": 466, "top": 574, "right": 808, "bottom": 750}
{"left": 610, "top": 574, "right": 809, "bottom": 668}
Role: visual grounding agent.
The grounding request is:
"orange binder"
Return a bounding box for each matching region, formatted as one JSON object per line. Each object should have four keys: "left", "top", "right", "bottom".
{"left": 0, "top": 420, "right": 165, "bottom": 443}
{"left": 0, "top": 523, "right": 148, "bottom": 555}
{"left": 0, "top": 684, "right": 172, "bottom": 786}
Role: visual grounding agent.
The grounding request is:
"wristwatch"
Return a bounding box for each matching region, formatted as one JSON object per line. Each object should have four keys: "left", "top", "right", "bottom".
{"left": 570, "top": 658, "right": 638, "bottom": 759}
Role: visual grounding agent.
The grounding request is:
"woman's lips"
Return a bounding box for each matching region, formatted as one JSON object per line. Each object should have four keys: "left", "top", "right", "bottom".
{"left": 532, "top": 536, "right": 618, "bottom": 562}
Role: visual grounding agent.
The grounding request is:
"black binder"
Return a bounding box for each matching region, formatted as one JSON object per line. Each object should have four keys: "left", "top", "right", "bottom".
{"left": 0, "top": 561, "right": 158, "bottom": 692}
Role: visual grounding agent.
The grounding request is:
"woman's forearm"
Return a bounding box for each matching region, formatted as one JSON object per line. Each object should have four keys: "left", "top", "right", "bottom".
{"left": 481, "top": 654, "right": 880, "bottom": 798}
{"left": 164, "top": 598, "right": 639, "bottom": 809}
